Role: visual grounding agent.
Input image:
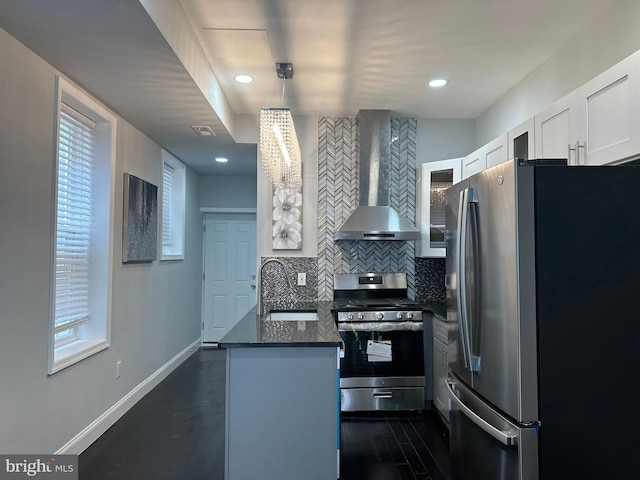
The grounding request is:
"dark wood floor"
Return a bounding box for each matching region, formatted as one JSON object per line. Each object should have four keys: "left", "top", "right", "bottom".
{"left": 80, "top": 348, "right": 450, "bottom": 479}
{"left": 80, "top": 347, "right": 226, "bottom": 480}
{"left": 341, "top": 413, "right": 450, "bottom": 480}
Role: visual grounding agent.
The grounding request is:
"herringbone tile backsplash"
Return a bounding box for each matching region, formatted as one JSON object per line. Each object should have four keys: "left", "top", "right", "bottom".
{"left": 317, "top": 116, "right": 417, "bottom": 300}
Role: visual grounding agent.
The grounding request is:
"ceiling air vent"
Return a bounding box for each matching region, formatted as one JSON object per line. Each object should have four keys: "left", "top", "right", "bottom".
{"left": 191, "top": 125, "right": 216, "bottom": 136}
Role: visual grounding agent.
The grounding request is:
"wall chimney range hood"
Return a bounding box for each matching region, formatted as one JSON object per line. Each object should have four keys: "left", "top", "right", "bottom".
{"left": 334, "top": 110, "right": 420, "bottom": 241}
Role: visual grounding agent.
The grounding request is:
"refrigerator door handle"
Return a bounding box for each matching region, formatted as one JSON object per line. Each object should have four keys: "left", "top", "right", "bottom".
{"left": 446, "top": 379, "right": 518, "bottom": 446}
{"left": 467, "top": 194, "right": 482, "bottom": 372}
{"left": 456, "top": 189, "right": 470, "bottom": 368}
{"left": 457, "top": 188, "right": 479, "bottom": 371}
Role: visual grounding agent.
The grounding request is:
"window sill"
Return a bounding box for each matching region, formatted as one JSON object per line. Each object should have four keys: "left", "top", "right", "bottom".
{"left": 49, "top": 338, "right": 110, "bottom": 375}
{"left": 160, "top": 254, "right": 184, "bottom": 261}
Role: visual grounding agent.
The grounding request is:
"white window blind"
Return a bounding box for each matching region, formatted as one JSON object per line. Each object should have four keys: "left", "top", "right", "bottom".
{"left": 54, "top": 105, "right": 96, "bottom": 342}
{"left": 162, "top": 162, "right": 174, "bottom": 247}
{"left": 161, "top": 151, "right": 185, "bottom": 260}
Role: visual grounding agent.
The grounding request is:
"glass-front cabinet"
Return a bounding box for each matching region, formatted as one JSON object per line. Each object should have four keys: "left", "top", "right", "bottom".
{"left": 416, "top": 158, "right": 462, "bottom": 257}
{"left": 508, "top": 117, "right": 535, "bottom": 161}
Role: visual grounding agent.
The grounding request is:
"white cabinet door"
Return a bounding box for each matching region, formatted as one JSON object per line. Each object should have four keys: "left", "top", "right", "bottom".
{"left": 508, "top": 117, "right": 535, "bottom": 161}
{"left": 534, "top": 91, "right": 579, "bottom": 164}
{"left": 416, "top": 158, "right": 462, "bottom": 257}
{"left": 432, "top": 315, "right": 451, "bottom": 422}
{"left": 462, "top": 134, "right": 508, "bottom": 179}
{"left": 577, "top": 51, "right": 640, "bottom": 165}
{"left": 462, "top": 148, "right": 485, "bottom": 180}
{"left": 484, "top": 133, "right": 508, "bottom": 169}
{"left": 433, "top": 337, "right": 448, "bottom": 420}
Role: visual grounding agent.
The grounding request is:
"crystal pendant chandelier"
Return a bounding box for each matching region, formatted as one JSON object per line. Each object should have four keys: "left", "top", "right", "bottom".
{"left": 259, "top": 63, "right": 302, "bottom": 189}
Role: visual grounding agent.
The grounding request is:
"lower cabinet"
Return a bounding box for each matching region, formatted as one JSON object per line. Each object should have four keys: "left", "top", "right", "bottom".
{"left": 432, "top": 316, "right": 453, "bottom": 423}
{"left": 224, "top": 346, "right": 339, "bottom": 480}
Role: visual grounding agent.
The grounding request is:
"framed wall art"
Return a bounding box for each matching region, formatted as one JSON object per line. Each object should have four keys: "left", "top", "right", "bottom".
{"left": 272, "top": 183, "right": 302, "bottom": 250}
{"left": 122, "top": 173, "right": 158, "bottom": 263}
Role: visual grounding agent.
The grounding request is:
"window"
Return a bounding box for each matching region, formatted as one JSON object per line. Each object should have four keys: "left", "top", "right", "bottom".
{"left": 49, "top": 77, "right": 116, "bottom": 374}
{"left": 160, "top": 150, "right": 186, "bottom": 260}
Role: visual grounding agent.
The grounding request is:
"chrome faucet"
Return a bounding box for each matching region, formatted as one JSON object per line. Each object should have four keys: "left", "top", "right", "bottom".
{"left": 257, "top": 258, "right": 295, "bottom": 316}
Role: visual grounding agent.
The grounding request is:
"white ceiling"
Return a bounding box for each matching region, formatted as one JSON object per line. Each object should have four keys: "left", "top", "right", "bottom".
{"left": 0, "top": 0, "right": 619, "bottom": 175}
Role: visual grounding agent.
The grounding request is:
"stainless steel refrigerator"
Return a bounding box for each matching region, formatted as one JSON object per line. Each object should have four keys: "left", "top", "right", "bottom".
{"left": 445, "top": 158, "right": 640, "bottom": 480}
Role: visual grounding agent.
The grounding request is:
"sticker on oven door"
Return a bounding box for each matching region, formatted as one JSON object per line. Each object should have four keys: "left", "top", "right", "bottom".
{"left": 366, "top": 340, "right": 392, "bottom": 362}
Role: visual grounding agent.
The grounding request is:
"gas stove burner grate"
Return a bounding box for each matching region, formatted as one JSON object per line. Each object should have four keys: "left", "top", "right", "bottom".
{"left": 333, "top": 298, "right": 423, "bottom": 322}
{"left": 333, "top": 273, "right": 423, "bottom": 322}
{"left": 334, "top": 299, "right": 422, "bottom": 310}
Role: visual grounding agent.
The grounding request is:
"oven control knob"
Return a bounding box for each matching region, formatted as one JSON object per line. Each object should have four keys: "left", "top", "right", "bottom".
{"left": 407, "top": 312, "right": 414, "bottom": 320}
{"left": 396, "top": 312, "right": 403, "bottom": 320}
{"left": 357, "top": 313, "right": 364, "bottom": 320}
{"left": 347, "top": 313, "right": 354, "bottom": 320}
{"left": 376, "top": 312, "right": 384, "bottom": 320}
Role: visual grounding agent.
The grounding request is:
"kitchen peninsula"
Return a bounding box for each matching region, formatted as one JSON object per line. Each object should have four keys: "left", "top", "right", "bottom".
{"left": 219, "top": 301, "right": 341, "bottom": 480}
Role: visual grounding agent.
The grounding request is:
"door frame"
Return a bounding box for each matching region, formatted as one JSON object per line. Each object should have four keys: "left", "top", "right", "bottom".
{"left": 200, "top": 207, "right": 257, "bottom": 346}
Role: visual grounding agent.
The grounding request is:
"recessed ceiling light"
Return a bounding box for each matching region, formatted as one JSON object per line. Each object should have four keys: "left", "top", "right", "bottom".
{"left": 428, "top": 79, "right": 448, "bottom": 88}
{"left": 215, "top": 157, "right": 228, "bottom": 163}
{"left": 234, "top": 74, "right": 254, "bottom": 84}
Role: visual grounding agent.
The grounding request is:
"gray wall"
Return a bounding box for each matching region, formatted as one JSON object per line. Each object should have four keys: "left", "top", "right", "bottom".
{"left": 0, "top": 27, "right": 202, "bottom": 453}
{"left": 417, "top": 118, "right": 476, "bottom": 164}
{"left": 199, "top": 175, "right": 257, "bottom": 209}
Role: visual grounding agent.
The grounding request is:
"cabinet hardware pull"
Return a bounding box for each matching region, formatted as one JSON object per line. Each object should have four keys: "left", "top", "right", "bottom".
{"left": 577, "top": 141, "right": 585, "bottom": 165}
{"left": 568, "top": 143, "right": 577, "bottom": 165}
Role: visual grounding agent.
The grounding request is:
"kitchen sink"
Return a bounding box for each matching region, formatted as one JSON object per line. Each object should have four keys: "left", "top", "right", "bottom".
{"left": 265, "top": 311, "right": 318, "bottom": 321}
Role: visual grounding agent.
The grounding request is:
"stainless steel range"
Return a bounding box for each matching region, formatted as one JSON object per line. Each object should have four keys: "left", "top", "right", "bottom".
{"left": 334, "top": 273, "right": 425, "bottom": 412}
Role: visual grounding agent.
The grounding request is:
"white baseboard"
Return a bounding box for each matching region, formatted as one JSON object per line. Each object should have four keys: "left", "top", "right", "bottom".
{"left": 55, "top": 338, "right": 202, "bottom": 455}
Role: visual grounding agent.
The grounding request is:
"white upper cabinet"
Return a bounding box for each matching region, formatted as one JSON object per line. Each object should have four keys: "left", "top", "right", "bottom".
{"left": 484, "top": 133, "right": 508, "bottom": 169}
{"left": 576, "top": 51, "right": 640, "bottom": 165}
{"left": 462, "top": 134, "right": 508, "bottom": 179}
{"left": 455, "top": 49, "right": 640, "bottom": 184}
{"left": 462, "top": 148, "right": 485, "bottom": 179}
{"left": 508, "top": 118, "right": 535, "bottom": 161}
{"left": 416, "top": 158, "right": 462, "bottom": 257}
{"left": 534, "top": 51, "right": 640, "bottom": 166}
{"left": 534, "top": 91, "right": 579, "bottom": 164}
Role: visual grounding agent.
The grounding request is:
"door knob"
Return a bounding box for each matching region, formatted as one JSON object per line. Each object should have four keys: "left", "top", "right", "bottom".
{"left": 251, "top": 284, "right": 256, "bottom": 290}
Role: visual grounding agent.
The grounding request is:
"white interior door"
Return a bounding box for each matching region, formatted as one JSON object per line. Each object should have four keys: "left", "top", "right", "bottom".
{"left": 202, "top": 213, "right": 256, "bottom": 343}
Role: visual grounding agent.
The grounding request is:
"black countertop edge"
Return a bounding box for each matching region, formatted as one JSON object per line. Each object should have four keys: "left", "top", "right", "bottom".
{"left": 419, "top": 302, "right": 447, "bottom": 321}
{"left": 219, "top": 302, "right": 342, "bottom": 348}
{"left": 220, "top": 340, "right": 342, "bottom": 348}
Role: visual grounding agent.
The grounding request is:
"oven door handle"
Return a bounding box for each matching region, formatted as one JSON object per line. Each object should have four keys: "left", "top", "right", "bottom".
{"left": 338, "top": 321, "right": 423, "bottom": 332}
{"left": 373, "top": 391, "right": 393, "bottom": 399}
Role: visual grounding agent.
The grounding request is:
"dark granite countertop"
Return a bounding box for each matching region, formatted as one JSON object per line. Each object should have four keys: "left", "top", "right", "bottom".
{"left": 219, "top": 301, "right": 342, "bottom": 348}
{"left": 420, "top": 302, "right": 447, "bottom": 321}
